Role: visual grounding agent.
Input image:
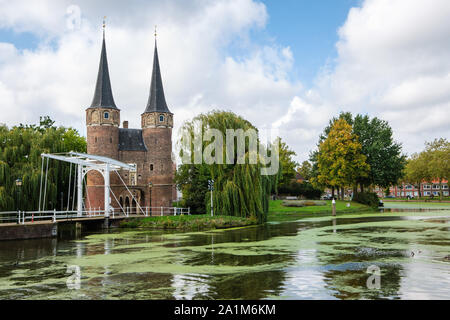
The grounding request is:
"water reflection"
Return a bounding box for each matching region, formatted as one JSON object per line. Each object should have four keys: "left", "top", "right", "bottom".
{"left": 0, "top": 209, "right": 449, "bottom": 299}
{"left": 280, "top": 249, "right": 330, "bottom": 299}
{"left": 172, "top": 274, "right": 212, "bottom": 300}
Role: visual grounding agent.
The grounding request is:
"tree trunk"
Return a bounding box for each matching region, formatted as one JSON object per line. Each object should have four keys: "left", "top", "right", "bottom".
{"left": 341, "top": 187, "right": 344, "bottom": 200}
{"left": 331, "top": 187, "right": 335, "bottom": 199}
{"left": 360, "top": 183, "right": 365, "bottom": 193}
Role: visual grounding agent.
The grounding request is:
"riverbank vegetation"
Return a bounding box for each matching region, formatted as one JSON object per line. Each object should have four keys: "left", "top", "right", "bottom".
{"left": 404, "top": 138, "right": 449, "bottom": 200}
{"left": 0, "top": 117, "right": 86, "bottom": 211}
{"left": 175, "top": 111, "right": 279, "bottom": 223}
{"left": 309, "top": 112, "right": 406, "bottom": 203}
{"left": 268, "top": 199, "right": 370, "bottom": 221}
{"left": 119, "top": 214, "right": 258, "bottom": 230}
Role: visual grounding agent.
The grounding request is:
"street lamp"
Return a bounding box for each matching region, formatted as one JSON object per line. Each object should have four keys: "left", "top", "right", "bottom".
{"left": 15, "top": 178, "right": 22, "bottom": 224}
{"left": 208, "top": 179, "right": 215, "bottom": 217}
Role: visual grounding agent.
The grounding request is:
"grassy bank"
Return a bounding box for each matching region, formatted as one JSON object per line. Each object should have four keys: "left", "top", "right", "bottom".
{"left": 120, "top": 214, "right": 258, "bottom": 231}
{"left": 120, "top": 200, "right": 372, "bottom": 229}
{"left": 268, "top": 200, "right": 371, "bottom": 221}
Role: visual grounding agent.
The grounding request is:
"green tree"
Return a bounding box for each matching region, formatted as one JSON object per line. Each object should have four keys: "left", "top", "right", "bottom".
{"left": 175, "top": 164, "right": 211, "bottom": 214}
{"left": 313, "top": 118, "right": 370, "bottom": 199}
{"left": 404, "top": 153, "right": 429, "bottom": 197}
{"left": 311, "top": 112, "right": 405, "bottom": 196}
{"left": 353, "top": 114, "right": 406, "bottom": 191}
{"left": 297, "top": 160, "right": 313, "bottom": 181}
{"left": 0, "top": 117, "right": 86, "bottom": 211}
{"left": 176, "top": 110, "right": 279, "bottom": 222}
{"left": 277, "top": 138, "right": 298, "bottom": 189}
{"left": 424, "top": 138, "right": 450, "bottom": 200}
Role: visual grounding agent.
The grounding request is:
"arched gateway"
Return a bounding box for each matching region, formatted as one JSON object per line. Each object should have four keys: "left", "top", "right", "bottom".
{"left": 41, "top": 152, "right": 140, "bottom": 217}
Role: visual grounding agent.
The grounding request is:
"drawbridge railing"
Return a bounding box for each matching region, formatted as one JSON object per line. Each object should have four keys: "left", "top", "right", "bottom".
{"left": 0, "top": 206, "right": 191, "bottom": 225}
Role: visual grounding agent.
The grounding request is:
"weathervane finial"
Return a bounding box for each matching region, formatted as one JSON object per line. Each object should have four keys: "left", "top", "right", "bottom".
{"left": 154, "top": 25, "right": 157, "bottom": 39}
{"left": 103, "top": 16, "right": 107, "bottom": 37}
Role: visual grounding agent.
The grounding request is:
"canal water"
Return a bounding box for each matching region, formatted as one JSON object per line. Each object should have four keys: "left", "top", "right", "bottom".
{"left": 0, "top": 205, "right": 449, "bottom": 300}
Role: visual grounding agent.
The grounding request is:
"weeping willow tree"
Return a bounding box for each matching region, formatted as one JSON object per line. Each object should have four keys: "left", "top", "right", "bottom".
{"left": 176, "top": 111, "right": 280, "bottom": 222}
{"left": 0, "top": 117, "right": 86, "bottom": 211}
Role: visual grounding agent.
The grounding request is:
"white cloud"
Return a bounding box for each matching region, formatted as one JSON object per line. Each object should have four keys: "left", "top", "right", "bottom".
{"left": 0, "top": 0, "right": 297, "bottom": 145}
{"left": 279, "top": 0, "right": 450, "bottom": 161}
{"left": 0, "top": 0, "right": 449, "bottom": 165}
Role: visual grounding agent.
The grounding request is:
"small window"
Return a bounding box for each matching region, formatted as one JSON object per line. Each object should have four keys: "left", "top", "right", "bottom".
{"left": 104, "top": 112, "right": 109, "bottom": 119}
{"left": 110, "top": 137, "right": 112, "bottom": 143}
{"left": 150, "top": 164, "right": 154, "bottom": 171}
{"left": 130, "top": 172, "right": 137, "bottom": 186}
{"left": 159, "top": 115, "right": 164, "bottom": 122}
{"left": 95, "top": 137, "right": 97, "bottom": 143}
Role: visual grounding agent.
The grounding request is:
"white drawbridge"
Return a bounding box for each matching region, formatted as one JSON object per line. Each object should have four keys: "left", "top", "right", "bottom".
{"left": 40, "top": 152, "right": 136, "bottom": 218}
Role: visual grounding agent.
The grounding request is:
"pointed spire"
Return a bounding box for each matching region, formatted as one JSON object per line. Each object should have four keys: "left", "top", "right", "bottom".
{"left": 90, "top": 19, "right": 118, "bottom": 109}
{"left": 144, "top": 34, "right": 171, "bottom": 114}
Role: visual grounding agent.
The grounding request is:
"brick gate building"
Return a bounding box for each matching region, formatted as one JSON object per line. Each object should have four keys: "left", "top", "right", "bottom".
{"left": 85, "top": 30, "right": 175, "bottom": 214}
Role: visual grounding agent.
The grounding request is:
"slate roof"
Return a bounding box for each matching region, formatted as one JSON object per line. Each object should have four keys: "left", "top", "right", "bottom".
{"left": 89, "top": 34, "right": 118, "bottom": 109}
{"left": 119, "top": 129, "right": 147, "bottom": 151}
{"left": 144, "top": 41, "right": 172, "bottom": 114}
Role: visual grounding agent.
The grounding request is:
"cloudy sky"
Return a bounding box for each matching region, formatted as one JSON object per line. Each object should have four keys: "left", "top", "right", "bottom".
{"left": 0, "top": 0, "right": 449, "bottom": 163}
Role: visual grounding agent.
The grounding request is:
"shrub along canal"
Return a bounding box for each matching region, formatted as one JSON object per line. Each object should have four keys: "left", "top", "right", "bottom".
{"left": 0, "top": 201, "right": 449, "bottom": 299}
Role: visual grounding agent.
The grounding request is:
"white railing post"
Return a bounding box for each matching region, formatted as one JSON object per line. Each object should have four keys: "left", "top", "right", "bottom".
{"left": 22, "top": 211, "right": 25, "bottom": 224}
{"left": 146, "top": 207, "right": 148, "bottom": 217}
{"left": 188, "top": 207, "right": 190, "bottom": 215}
{"left": 174, "top": 207, "right": 176, "bottom": 216}
{"left": 77, "top": 164, "right": 83, "bottom": 217}
{"left": 53, "top": 209, "right": 56, "bottom": 223}
{"left": 161, "top": 206, "right": 163, "bottom": 216}
{"left": 104, "top": 164, "right": 110, "bottom": 218}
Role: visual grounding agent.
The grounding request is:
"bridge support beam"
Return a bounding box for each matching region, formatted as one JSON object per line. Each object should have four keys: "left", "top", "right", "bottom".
{"left": 77, "top": 164, "right": 83, "bottom": 217}
{"left": 104, "top": 164, "right": 110, "bottom": 218}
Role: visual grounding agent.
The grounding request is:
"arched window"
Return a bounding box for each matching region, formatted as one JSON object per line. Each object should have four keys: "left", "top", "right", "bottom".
{"left": 104, "top": 112, "right": 109, "bottom": 119}
{"left": 150, "top": 164, "right": 154, "bottom": 172}
{"left": 159, "top": 115, "right": 164, "bottom": 122}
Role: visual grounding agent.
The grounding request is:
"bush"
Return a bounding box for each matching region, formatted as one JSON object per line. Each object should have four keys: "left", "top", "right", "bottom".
{"left": 353, "top": 192, "right": 379, "bottom": 207}
{"left": 278, "top": 181, "right": 323, "bottom": 199}
{"left": 281, "top": 200, "right": 327, "bottom": 207}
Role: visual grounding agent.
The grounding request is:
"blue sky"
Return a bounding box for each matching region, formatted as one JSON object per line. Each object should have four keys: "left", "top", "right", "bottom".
{"left": 261, "top": 0, "right": 361, "bottom": 86}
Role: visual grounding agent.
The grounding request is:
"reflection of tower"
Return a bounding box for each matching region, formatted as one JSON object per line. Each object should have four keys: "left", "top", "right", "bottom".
{"left": 141, "top": 39, "right": 174, "bottom": 208}
{"left": 85, "top": 29, "right": 120, "bottom": 210}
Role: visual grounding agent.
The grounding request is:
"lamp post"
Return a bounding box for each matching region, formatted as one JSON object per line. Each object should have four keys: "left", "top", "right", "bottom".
{"left": 208, "top": 179, "right": 214, "bottom": 217}
{"left": 332, "top": 198, "right": 336, "bottom": 217}
{"left": 15, "top": 178, "right": 22, "bottom": 224}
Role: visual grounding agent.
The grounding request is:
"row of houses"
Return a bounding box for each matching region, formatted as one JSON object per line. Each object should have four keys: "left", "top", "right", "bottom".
{"left": 374, "top": 180, "right": 449, "bottom": 198}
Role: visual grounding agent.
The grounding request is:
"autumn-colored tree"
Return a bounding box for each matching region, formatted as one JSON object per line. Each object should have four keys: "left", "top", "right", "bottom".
{"left": 313, "top": 118, "right": 370, "bottom": 199}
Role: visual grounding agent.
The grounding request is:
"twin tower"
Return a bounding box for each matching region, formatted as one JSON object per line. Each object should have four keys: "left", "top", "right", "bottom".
{"left": 85, "top": 31, "right": 175, "bottom": 213}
